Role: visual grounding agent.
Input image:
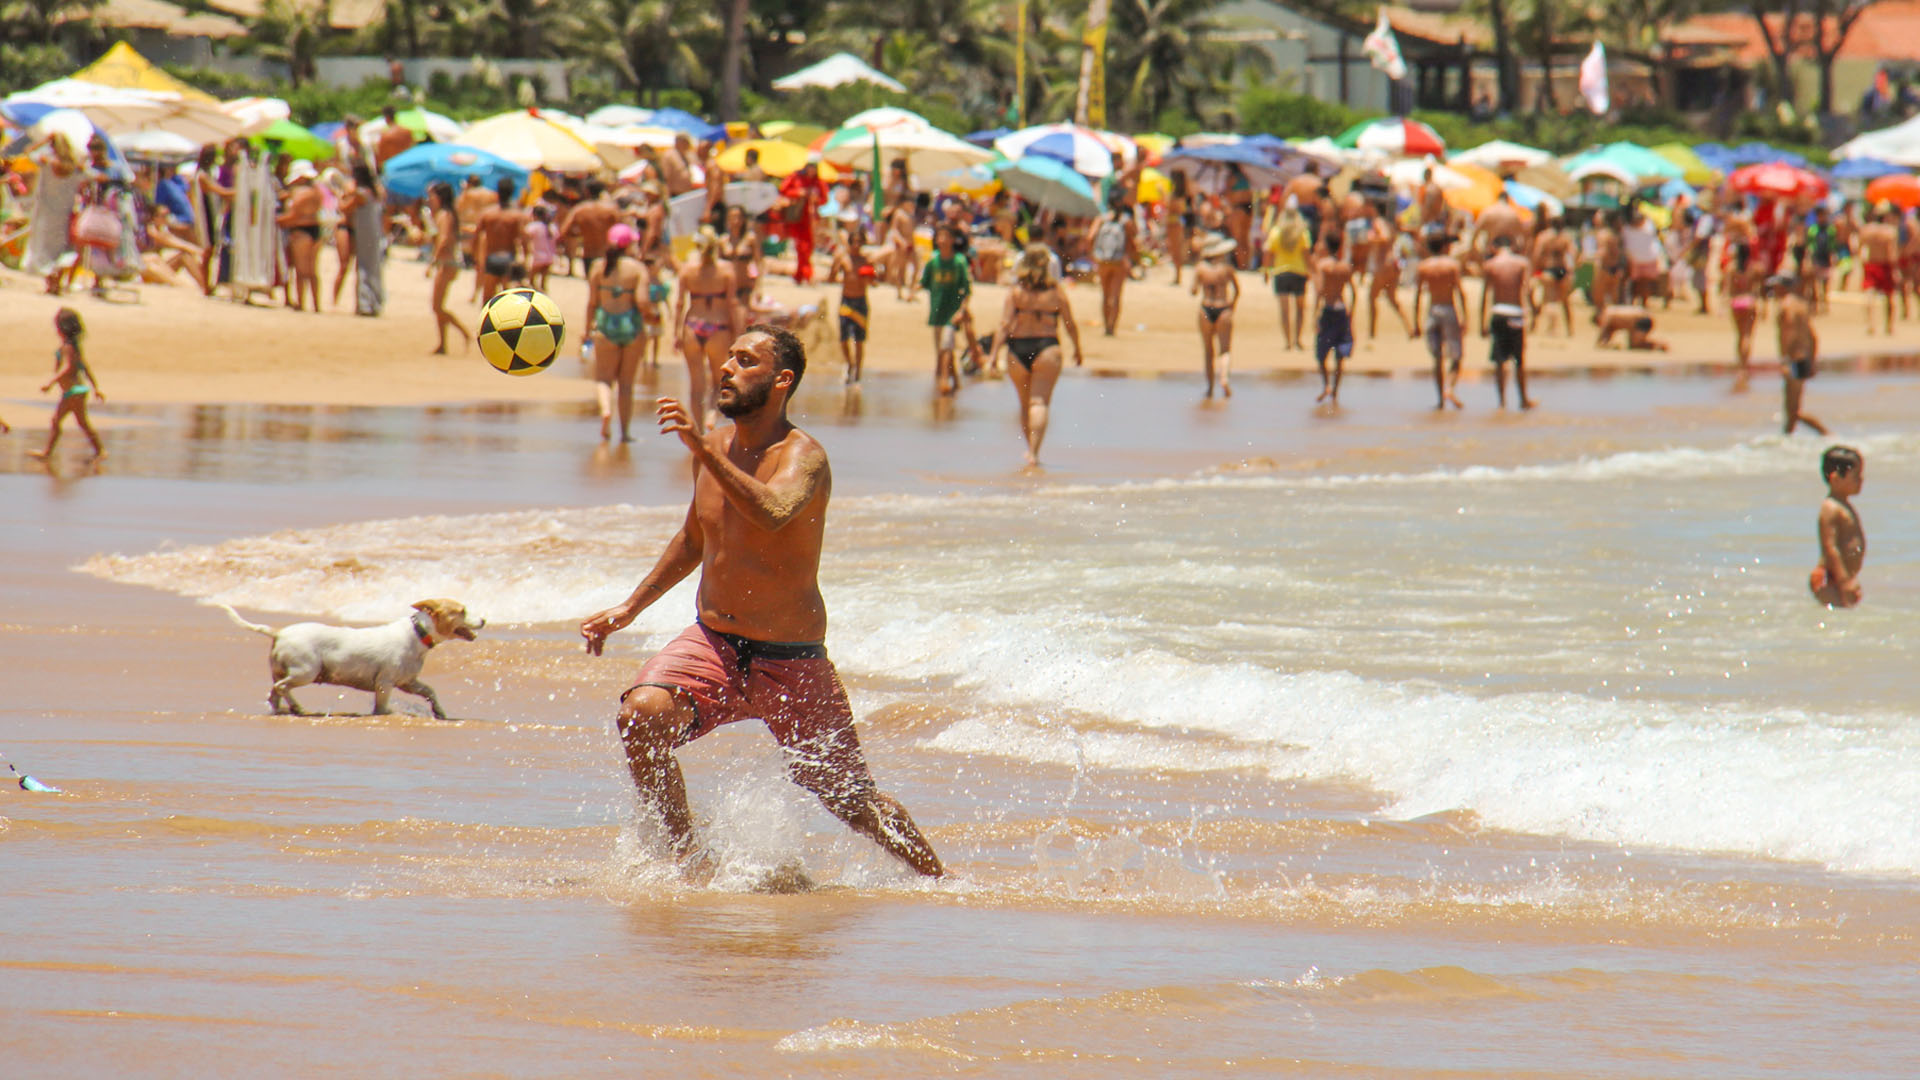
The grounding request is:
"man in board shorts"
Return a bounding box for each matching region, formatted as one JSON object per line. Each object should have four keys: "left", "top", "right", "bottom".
{"left": 580, "top": 326, "right": 943, "bottom": 880}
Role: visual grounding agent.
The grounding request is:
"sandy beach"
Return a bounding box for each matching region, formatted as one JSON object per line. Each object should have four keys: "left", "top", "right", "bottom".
{"left": 4, "top": 245, "right": 1915, "bottom": 417}
{"left": 4, "top": 244, "right": 1919, "bottom": 1076}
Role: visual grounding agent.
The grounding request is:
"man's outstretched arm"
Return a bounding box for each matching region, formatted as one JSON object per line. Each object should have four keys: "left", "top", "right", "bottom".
{"left": 580, "top": 503, "right": 704, "bottom": 654}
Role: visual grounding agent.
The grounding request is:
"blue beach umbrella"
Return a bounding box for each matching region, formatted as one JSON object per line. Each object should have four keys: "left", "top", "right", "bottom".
{"left": 1831, "top": 157, "right": 1906, "bottom": 181}
{"left": 1504, "top": 179, "right": 1562, "bottom": 216}
{"left": 994, "top": 154, "right": 1100, "bottom": 216}
{"left": 644, "top": 107, "right": 723, "bottom": 141}
{"left": 965, "top": 127, "right": 1010, "bottom": 147}
{"left": 1730, "top": 141, "right": 1806, "bottom": 168}
{"left": 381, "top": 142, "right": 528, "bottom": 201}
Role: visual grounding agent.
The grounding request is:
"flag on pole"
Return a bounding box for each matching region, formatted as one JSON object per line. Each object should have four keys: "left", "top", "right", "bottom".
{"left": 1579, "top": 42, "right": 1610, "bottom": 115}
{"left": 1363, "top": 8, "right": 1407, "bottom": 81}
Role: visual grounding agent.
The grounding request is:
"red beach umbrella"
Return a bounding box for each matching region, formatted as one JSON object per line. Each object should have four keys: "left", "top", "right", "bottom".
{"left": 1728, "top": 162, "right": 1828, "bottom": 201}
{"left": 1864, "top": 173, "right": 1920, "bottom": 210}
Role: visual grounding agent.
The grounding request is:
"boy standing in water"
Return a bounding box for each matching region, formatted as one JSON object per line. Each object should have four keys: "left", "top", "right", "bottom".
{"left": 1811, "top": 445, "right": 1866, "bottom": 608}
{"left": 922, "top": 224, "right": 971, "bottom": 396}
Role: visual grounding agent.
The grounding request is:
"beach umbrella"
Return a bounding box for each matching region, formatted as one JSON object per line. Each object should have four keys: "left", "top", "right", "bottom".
{"left": 1728, "top": 162, "right": 1827, "bottom": 200}
{"left": 1864, "top": 174, "right": 1920, "bottom": 209}
{"left": 770, "top": 52, "right": 906, "bottom": 94}
{"left": 7, "top": 79, "right": 175, "bottom": 133}
{"left": 1651, "top": 143, "right": 1720, "bottom": 187}
{"left": 1834, "top": 115, "right": 1920, "bottom": 167}
{"left": 1133, "top": 132, "right": 1176, "bottom": 164}
{"left": 716, "top": 138, "right": 811, "bottom": 176}
{"left": 1177, "top": 131, "right": 1243, "bottom": 148}
{"left": 1830, "top": 158, "right": 1906, "bottom": 181}
{"left": 586, "top": 105, "right": 650, "bottom": 128}
{"left": 73, "top": 41, "right": 218, "bottom": 102}
{"left": 822, "top": 122, "right": 994, "bottom": 178}
{"left": 994, "top": 154, "right": 1099, "bottom": 216}
{"left": 1384, "top": 156, "right": 1474, "bottom": 190}
{"left": 251, "top": 118, "right": 334, "bottom": 161}
{"left": 1333, "top": 117, "right": 1445, "bottom": 157}
{"left": 1450, "top": 139, "right": 1552, "bottom": 171}
{"left": 994, "top": 123, "right": 1121, "bottom": 177}
{"left": 221, "top": 97, "right": 291, "bottom": 136}
{"left": 761, "top": 120, "right": 826, "bottom": 146}
{"left": 937, "top": 162, "right": 1002, "bottom": 197}
{"left": 115, "top": 128, "right": 197, "bottom": 159}
{"left": 840, "top": 106, "right": 933, "bottom": 132}
{"left": 1565, "top": 142, "right": 1683, "bottom": 184}
{"left": 1162, "top": 143, "right": 1290, "bottom": 190}
{"left": 1513, "top": 162, "right": 1575, "bottom": 199}
{"left": 1655, "top": 177, "right": 1696, "bottom": 203}
{"left": 459, "top": 109, "right": 605, "bottom": 171}
{"left": 965, "top": 127, "right": 1011, "bottom": 147}
{"left": 1503, "top": 179, "right": 1563, "bottom": 218}
{"left": 381, "top": 142, "right": 528, "bottom": 200}
{"left": 1729, "top": 141, "right": 1806, "bottom": 168}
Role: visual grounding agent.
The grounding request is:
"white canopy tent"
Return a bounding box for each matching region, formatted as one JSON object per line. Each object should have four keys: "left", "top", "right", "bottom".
{"left": 1834, "top": 114, "right": 1920, "bottom": 167}
{"left": 1451, "top": 139, "right": 1554, "bottom": 170}
{"left": 771, "top": 52, "right": 906, "bottom": 94}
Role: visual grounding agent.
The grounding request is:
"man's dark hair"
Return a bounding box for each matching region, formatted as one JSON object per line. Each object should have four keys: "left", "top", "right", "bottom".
{"left": 496, "top": 177, "right": 516, "bottom": 204}
{"left": 382, "top": 105, "right": 396, "bottom": 123}
{"left": 748, "top": 323, "right": 806, "bottom": 392}
{"left": 1822, "top": 444, "right": 1862, "bottom": 479}
{"left": 586, "top": 179, "right": 606, "bottom": 198}
{"left": 745, "top": 147, "right": 760, "bottom": 163}
{"left": 1493, "top": 234, "right": 1513, "bottom": 250}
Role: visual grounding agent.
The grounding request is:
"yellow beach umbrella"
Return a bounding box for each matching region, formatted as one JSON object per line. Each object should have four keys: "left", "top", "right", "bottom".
{"left": 716, "top": 138, "right": 810, "bottom": 177}
{"left": 1652, "top": 143, "right": 1720, "bottom": 187}
{"left": 1137, "top": 166, "right": 1171, "bottom": 204}
{"left": 762, "top": 121, "right": 828, "bottom": 146}
{"left": 460, "top": 109, "right": 606, "bottom": 172}
{"left": 74, "top": 41, "right": 217, "bottom": 102}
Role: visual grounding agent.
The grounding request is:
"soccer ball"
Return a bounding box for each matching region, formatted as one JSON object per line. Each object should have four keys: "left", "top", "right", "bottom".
{"left": 478, "top": 288, "right": 566, "bottom": 376}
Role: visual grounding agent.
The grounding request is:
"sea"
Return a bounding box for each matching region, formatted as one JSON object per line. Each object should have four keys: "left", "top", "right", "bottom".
{"left": 5, "top": 365, "right": 1917, "bottom": 1077}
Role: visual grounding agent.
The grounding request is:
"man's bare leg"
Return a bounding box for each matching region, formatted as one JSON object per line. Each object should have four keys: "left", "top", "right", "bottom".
{"left": 790, "top": 765, "right": 943, "bottom": 877}
{"left": 616, "top": 687, "right": 706, "bottom": 872}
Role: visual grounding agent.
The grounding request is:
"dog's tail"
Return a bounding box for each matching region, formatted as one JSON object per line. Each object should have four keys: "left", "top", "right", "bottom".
{"left": 216, "top": 603, "right": 276, "bottom": 638}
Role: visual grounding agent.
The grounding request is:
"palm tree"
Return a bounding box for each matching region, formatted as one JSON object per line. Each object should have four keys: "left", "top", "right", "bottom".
{"left": 1107, "top": 0, "right": 1271, "bottom": 130}
{"left": 561, "top": 0, "right": 714, "bottom": 102}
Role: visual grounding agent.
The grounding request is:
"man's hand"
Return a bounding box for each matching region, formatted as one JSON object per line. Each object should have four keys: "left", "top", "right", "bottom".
{"left": 1843, "top": 579, "right": 1864, "bottom": 606}
{"left": 580, "top": 602, "right": 638, "bottom": 656}
{"left": 656, "top": 397, "right": 703, "bottom": 453}
{"left": 1072, "top": 345, "right": 1084, "bottom": 367}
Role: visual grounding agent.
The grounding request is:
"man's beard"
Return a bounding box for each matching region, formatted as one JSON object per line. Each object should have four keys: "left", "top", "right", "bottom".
{"left": 716, "top": 378, "right": 770, "bottom": 418}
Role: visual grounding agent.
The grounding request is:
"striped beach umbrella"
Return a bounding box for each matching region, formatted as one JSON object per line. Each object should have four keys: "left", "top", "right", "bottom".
{"left": 1333, "top": 117, "right": 1446, "bottom": 158}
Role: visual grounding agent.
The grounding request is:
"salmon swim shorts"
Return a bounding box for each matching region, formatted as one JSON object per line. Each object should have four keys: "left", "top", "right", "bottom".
{"left": 623, "top": 622, "right": 874, "bottom": 798}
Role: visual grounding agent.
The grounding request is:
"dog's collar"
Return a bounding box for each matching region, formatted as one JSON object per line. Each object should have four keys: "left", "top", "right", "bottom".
{"left": 410, "top": 611, "right": 438, "bottom": 648}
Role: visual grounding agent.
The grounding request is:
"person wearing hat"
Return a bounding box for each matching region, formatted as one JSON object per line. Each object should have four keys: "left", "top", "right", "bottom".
{"left": 1192, "top": 234, "right": 1240, "bottom": 399}
{"left": 275, "top": 158, "right": 325, "bottom": 313}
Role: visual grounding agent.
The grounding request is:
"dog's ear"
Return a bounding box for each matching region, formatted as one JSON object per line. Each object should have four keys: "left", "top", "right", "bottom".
{"left": 411, "top": 600, "right": 433, "bottom": 613}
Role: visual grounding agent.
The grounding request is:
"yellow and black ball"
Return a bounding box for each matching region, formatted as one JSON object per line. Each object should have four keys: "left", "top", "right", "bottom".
{"left": 477, "top": 288, "right": 566, "bottom": 376}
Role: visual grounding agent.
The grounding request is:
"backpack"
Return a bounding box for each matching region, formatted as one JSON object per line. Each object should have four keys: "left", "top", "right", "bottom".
{"left": 1092, "top": 214, "right": 1127, "bottom": 262}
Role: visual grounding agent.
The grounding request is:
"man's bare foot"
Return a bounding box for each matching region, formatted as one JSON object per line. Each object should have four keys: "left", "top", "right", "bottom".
{"left": 1221, "top": 377, "right": 1232, "bottom": 398}
{"left": 1449, "top": 393, "right": 1464, "bottom": 409}
{"left": 1316, "top": 387, "right": 1330, "bottom": 402}
{"left": 431, "top": 346, "right": 448, "bottom": 356}
{"left": 600, "top": 414, "right": 611, "bottom": 440}
{"left": 27, "top": 449, "right": 49, "bottom": 460}
{"left": 1520, "top": 398, "right": 1535, "bottom": 410}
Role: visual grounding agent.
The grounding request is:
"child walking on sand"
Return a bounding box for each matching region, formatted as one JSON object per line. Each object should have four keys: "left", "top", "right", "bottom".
{"left": 30, "top": 307, "right": 105, "bottom": 461}
{"left": 1811, "top": 445, "right": 1866, "bottom": 608}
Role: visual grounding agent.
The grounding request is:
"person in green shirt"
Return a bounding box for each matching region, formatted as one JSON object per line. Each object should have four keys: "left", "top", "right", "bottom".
{"left": 922, "top": 223, "right": 972, "bottom": 396}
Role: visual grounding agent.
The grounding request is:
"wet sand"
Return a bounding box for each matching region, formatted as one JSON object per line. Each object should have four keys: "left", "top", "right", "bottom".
{"left": 4, "top": 259, "right": 1919, "bottom": 1075}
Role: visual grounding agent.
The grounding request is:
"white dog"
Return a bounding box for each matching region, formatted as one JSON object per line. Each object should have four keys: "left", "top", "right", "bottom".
{"left": 218, "top": 599, "right": 484, "bottom": 719}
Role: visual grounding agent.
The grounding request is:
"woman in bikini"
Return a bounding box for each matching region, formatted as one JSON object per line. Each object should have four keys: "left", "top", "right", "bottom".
{"left": 1724, "top": 243, "right": 1763, "bottom": 379}
{"left": 721, "top": 204, "right": 762, "bottom": 312}
{"left": 989, "top": 245, "right": 1083, "bottom": 467}
{"left": 587, "top": 223, "right": 652, "bottom": 442}
{"left": 275, "top": 161, "right": 324, "bottom": 312}
{"left": 1191, "top": 236, "right": 1241, "bottom": 399}
{"left": 674, "top": 227, "right": 740, "bottom": 432}
{"left": 426, "top": 181, "right": 470, "bottom": 355}
{"left": 30, "top": 307, "right": 105, "bottom": 462}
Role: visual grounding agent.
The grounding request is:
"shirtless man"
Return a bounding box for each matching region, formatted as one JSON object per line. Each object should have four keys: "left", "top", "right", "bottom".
{"left": 1191, "top": 236, "right": 1239, "bottom": 398}
{"left": 1479, "top": 235, "right": 1534, "bottom": 410}
{"left": 472, "top": 178, "right": 527, "bottom": 303}
{"left": 1419, "top": 170, "right": 1448, "bottom": 229}
{"left": 1529, "top": 213, "right": 1576, "bottom": 335}
{"left": 1589, "top": 211, "right": 1624, "bottom": 321}
{"left": 373, "top": 105, "right": 413, "bottom": 170}
{"left": 1411, "top": 229, "right": 1468, "bottom": 409}
{"left": 1367, "top": 210, "right": 1413, "bottom": 338}
{"left": 1474, "top": 192, "right": 1526, "bottom": 261}
{"left": 1594, "top": 305, "right": 1670, "bottom": 351}
{"left": 455, "top": 174, "right": 497, "bottom": 274}
{"left": 830, "top": 224, "right": 873, "bottom": 382}
{"left": 560, "top": 180, "right": 618, "bottom": 278}
{"left": 637, "top": 181, "right": 676, "bottom": 276}
{"left": 1773, "top": 276, "right": 1828, "bottom": 436}
{"left": 1311, "top": 233, "right": 1356, "bottom": 405}
{"left": 1341, "top": 193, "right": 1375, "bottom": 288}
{"left": 1900, "top": 211, "right": 1920, "bottom": 317}
{"left": 658, "top": 134, "right": 697, "bottom": 197}
{"left": 1810, "top": 445, "right": 1866, "bottom": 607}
{"left": 1859, "top": 206, "right": 1899, "bottom": 334}
{"left": 579, "top": 327, "right": 943, "bottom": 880}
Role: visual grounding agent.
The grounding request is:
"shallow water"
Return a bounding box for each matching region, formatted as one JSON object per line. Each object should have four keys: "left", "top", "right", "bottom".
{"left": 6, "top": 368, "right": 1919, "bottom": 1076}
